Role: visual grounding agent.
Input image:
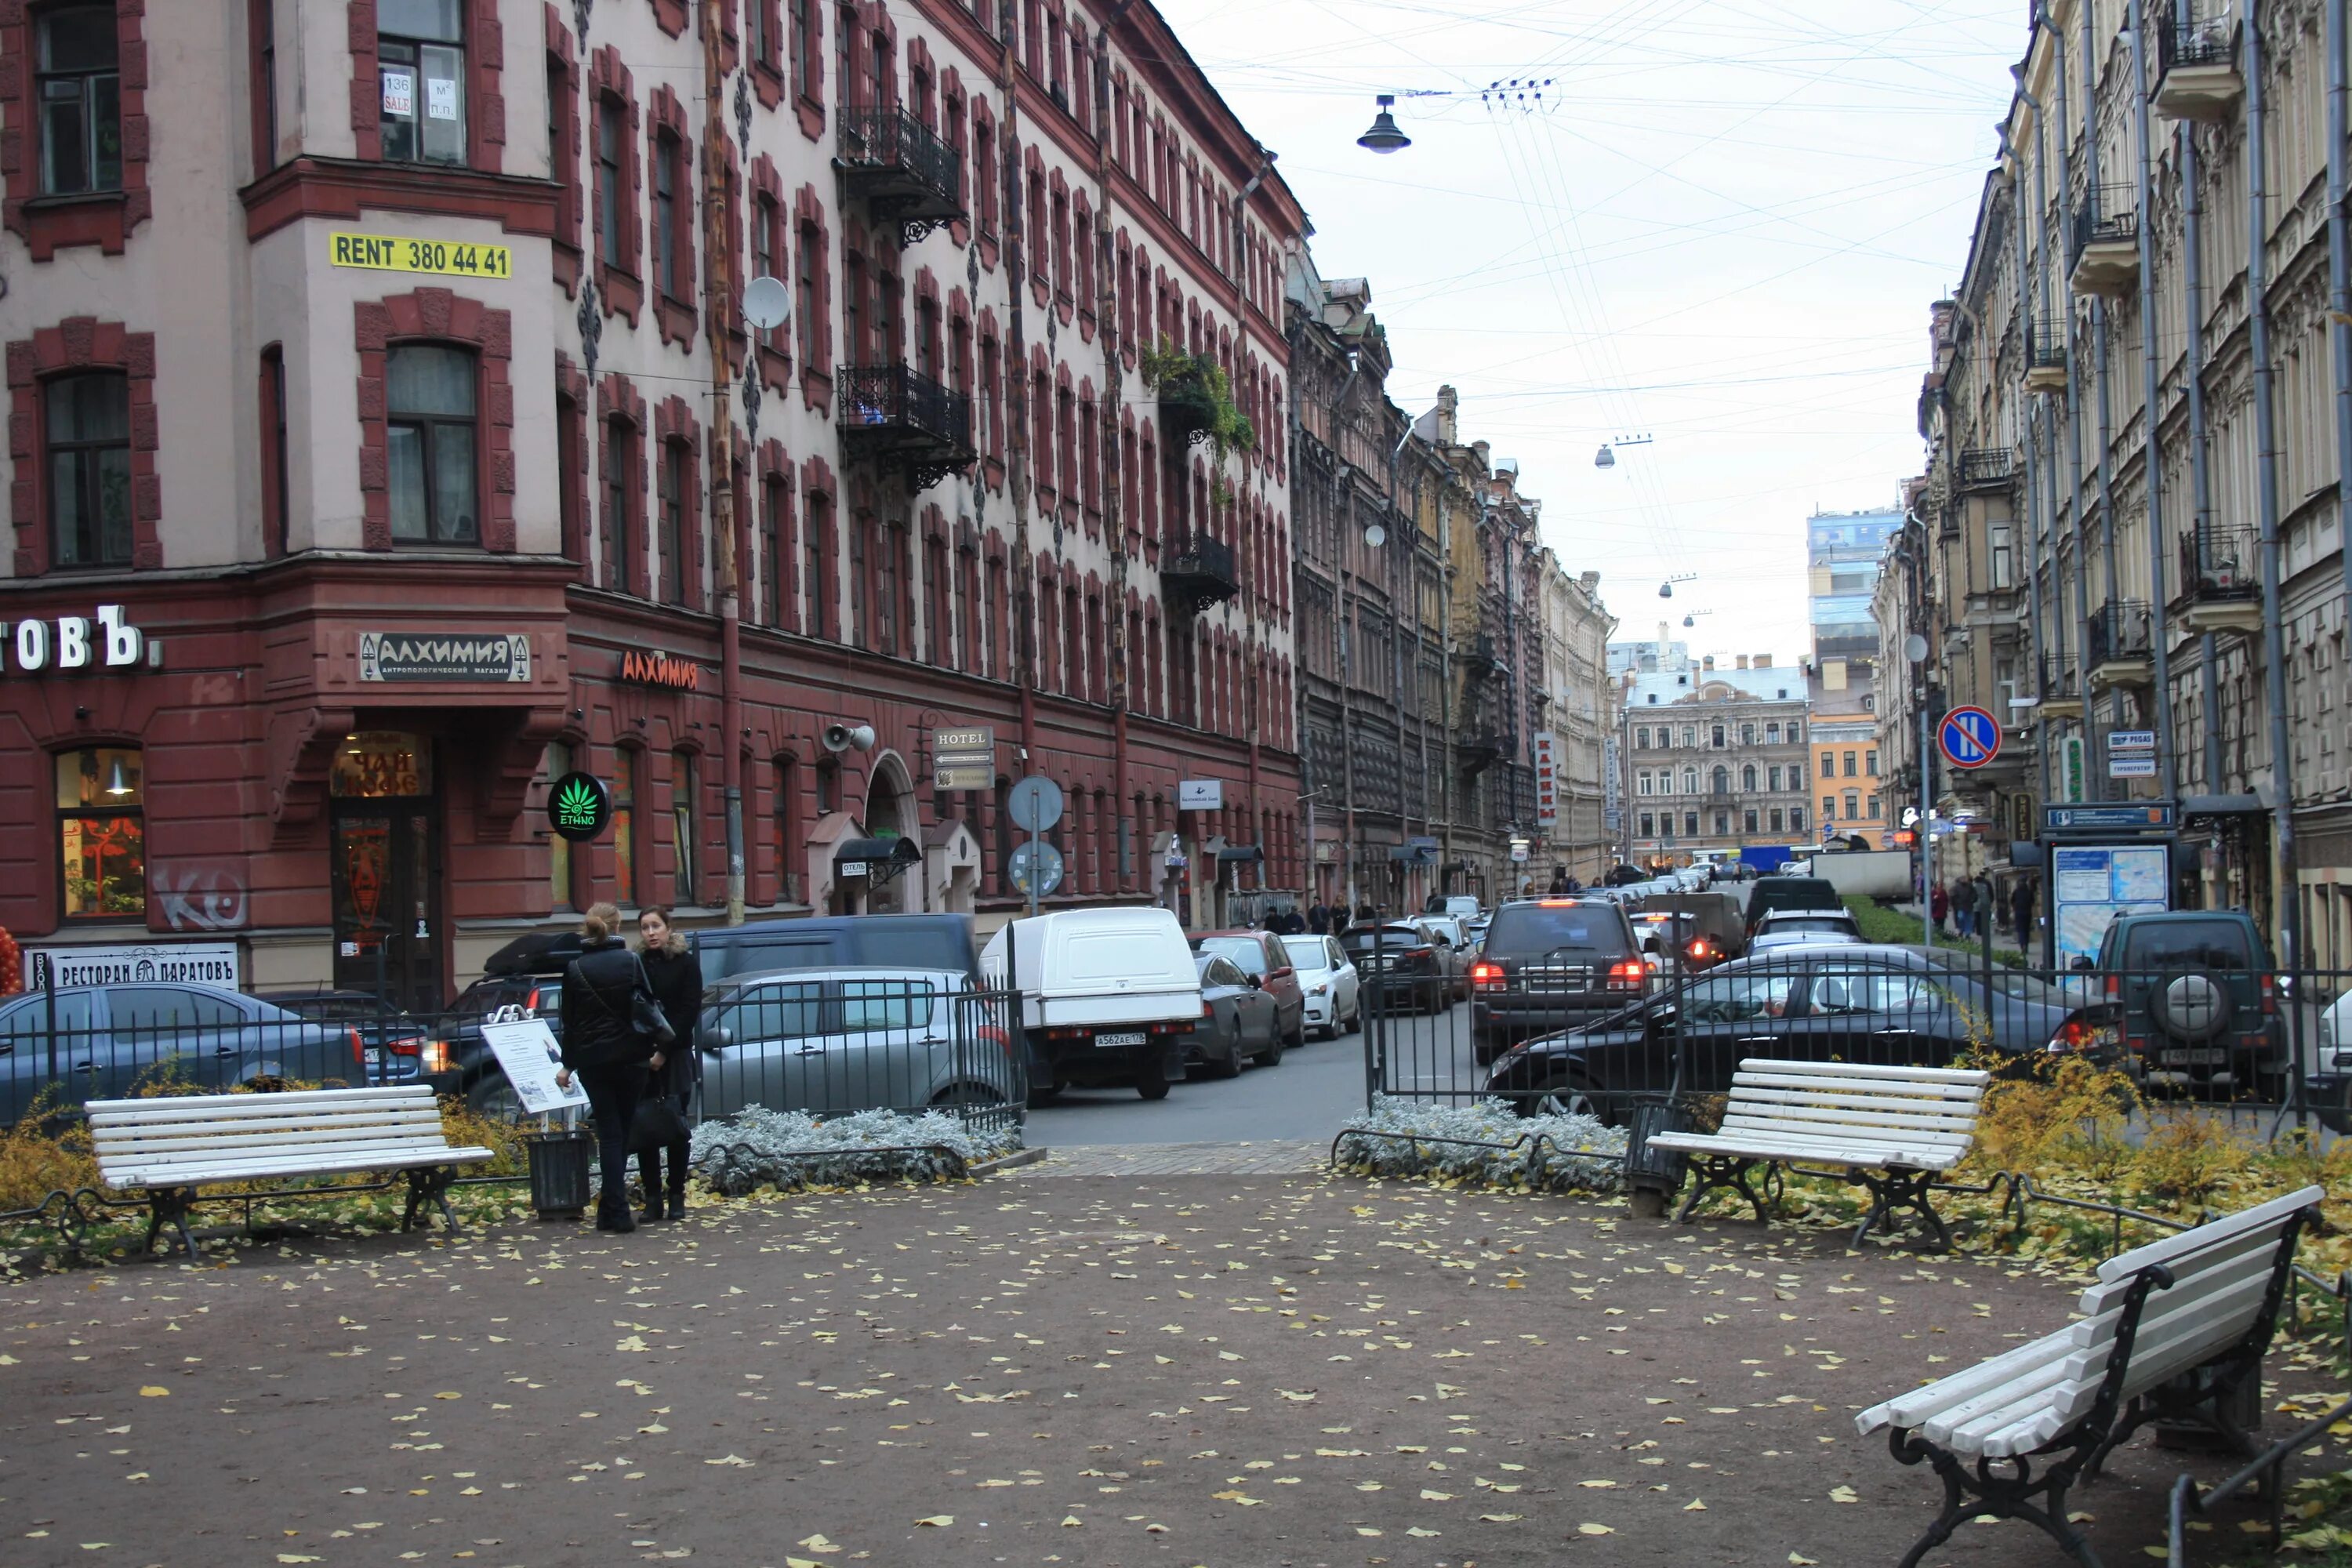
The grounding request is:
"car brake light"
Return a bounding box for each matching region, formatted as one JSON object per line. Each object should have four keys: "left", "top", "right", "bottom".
{"left": 386, "top": 1034, "right": 425, "bottom": 1056}
{"left": 2048, "top": 1018, "right": 2092, "bottom": 1053}
{"left": 420, "top": 1040, "right": 454, "bottom": 1074}
{"left": 1470, "top": 960, "right": 1504, "bottom": 987}
{"left": 1202, "top": 999, "right": 1215, "bottom": 1018}
{"left": 1607, "top": 960, "right": 1646, "bottom": 987}
{"left": 526, "top": 986, "right": 543, "bottom": 1012}
{"left": 1687, "top": 939, "right": 1711, "bottom": 960}
{"left": 2103, "top": 973, "right": 2120, "bottom": 1000}
{"left": 2259, "top": 974, "right": 2275, "bottom": 1016}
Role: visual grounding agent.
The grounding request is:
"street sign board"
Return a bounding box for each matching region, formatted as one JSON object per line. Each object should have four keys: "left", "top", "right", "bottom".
{"left": 1532, "top": 731, "right": 1559, "bottom": 827}
{"left": 1007, "top": 775, "right": 1065, "bottom": 833}
{"left": 933, "top": 764, "right": 993, "bottom": 790}
{"left": 2061, "top": 735, "right": 2087, "bottom": 802}
{"left": 2043, "top": 801, "right": 2178, "bottom": 833}
{"left": 2108, "top": 755, "right": 2159, "bottom": 779}
{"left": 2108, "top": 729, "right": 2156, "bottom": 753}
{"left": 1009, "top": 840, "right": 1065, "bottom": 897}
{"left": 1178, "top": 779, "right": 1223, "bottom": 811}
{"left": 1938, "top": 706, "right": 2001, "bottom": 769}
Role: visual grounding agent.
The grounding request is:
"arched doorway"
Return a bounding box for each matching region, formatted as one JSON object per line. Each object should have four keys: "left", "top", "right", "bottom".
{"left": 861, "top": 753, "right": 921, "bottom": 914}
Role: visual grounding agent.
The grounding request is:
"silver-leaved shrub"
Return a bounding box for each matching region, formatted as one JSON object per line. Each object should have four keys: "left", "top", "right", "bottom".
{"left": 691, "top": 1105, "right": 1022, "bottom": 1195}
{"left": 1333, "top": 1094, "right": 1626, "bottom": 1193}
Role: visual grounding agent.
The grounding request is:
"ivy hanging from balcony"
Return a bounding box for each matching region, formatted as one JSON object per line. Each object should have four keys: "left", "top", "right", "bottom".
{"left": 1138, "top": 337, "right": 1258, "bottom": 463}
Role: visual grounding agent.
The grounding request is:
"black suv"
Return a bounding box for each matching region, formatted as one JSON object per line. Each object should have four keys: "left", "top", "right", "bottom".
{"left": 2090, "top": 911, "right": 2285, "bottom": 1098}
{"left": 1470, "top": 898, "right": 1648, "bottom": 1063}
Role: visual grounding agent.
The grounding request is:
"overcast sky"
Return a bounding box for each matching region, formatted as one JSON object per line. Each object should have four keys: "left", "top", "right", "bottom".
{"left": 1155, "top": 0, "right": 2020, "bottom": 664}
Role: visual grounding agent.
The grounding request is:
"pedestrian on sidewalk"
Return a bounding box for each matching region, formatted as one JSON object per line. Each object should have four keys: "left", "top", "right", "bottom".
{"left": 1972, "top": 873, "right": 1994, "bottom": 942}
{"left": 2011, "top": 877, "right": 2039, "bottom": 958}
{"left": 634, "top": 906, "right": 703, "bottom": 1224}
{"left": 1308, "top": 902, "right": 1330, "bottom": 935}
{"left": 1929, "top": 881, "right": 1950, "bottom": 935}
{"left": 555, "top": 902, "right": 667, "bottom": 1233}
{"left": 1950, "top": 876, "right": 1978, "bottom": 940}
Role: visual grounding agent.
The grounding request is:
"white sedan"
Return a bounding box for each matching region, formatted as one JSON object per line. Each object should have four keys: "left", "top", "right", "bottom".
{"left": 1283, "top": 934, "right": 1361, "bottom": 1039}
{"left": 1747, "top": 910, "right": 1865, "bottom": 956}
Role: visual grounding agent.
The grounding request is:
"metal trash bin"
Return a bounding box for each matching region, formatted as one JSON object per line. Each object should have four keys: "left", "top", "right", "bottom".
{"left": 523, "top": 1127, "right": 595, "bottom": 1220}
{"left": 1623, "top": 1102, "right": 1692, "bottom": 1218}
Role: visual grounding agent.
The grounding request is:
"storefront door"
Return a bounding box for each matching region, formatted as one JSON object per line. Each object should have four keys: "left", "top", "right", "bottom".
{"left": 329, "top": 733, "right": 444, "bottom": 1010}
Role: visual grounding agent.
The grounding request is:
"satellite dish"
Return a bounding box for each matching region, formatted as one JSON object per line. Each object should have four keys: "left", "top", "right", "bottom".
{"left": 743, "top": 274, "right": 791, "bottom": 331}
{"left": 1904, "top": 633, "right": 1929, "bottom": 664}
{"left": 1363, "top": 521, "right": 1388, "bottom": 548}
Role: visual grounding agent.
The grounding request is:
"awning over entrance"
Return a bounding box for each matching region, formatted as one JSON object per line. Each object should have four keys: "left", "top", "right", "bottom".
{"left": 835, "top": 836, "right": 921, "bottom": 880}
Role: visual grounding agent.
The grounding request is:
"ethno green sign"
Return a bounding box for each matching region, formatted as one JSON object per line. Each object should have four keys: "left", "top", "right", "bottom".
{"left": 548, "top": 772, "right": 613, "bottom": 842}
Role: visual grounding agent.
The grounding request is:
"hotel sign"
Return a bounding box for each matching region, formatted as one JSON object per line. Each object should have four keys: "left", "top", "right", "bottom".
{"left": 359, "top": 631, "right": 532, "bottom": 682}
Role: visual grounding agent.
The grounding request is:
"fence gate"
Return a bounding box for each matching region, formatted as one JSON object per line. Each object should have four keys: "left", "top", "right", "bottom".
{"left": 1356, "top": 926, "right": 1486, "bottom": 1105}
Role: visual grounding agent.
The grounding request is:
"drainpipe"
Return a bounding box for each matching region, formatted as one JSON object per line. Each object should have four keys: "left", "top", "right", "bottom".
{"left": 2244, "top": 0, "right": 2306, "bottom": 971}
{"left": 2176, "top": 38, "right": 2224, "bottom": 803}
{"left": 1232, "top": 150, "right": 1276, "bottom": 894}
{"left": 1093, "top": 4, "right": 1137, "bottom": 891}
{"left": 2082, "top": 0, "right": 2122, "bottom": 798}
{"left": 999, "top": 13, "right": 1039, "bottom": 797}
{"left": 2016, "top": 67, "right": 2060, "bottom": 809}
{"left": 2051, "top": 15, "right": 2096, "bottom": 803}
{"left": 2328, "top": 0, "right": 2352, "bottom": 617}
{"left": 2002, "top": 114, "right": 2052, "bottom": 811}
{"left": 700, "top": 0, "right": 747, "bottom": 924}
{"left": 2129, "top": 0, "right": 2177, "bottom": 801}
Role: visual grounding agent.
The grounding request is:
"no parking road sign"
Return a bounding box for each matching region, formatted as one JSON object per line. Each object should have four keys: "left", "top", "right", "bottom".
{"left": 1938, "top": 706, "right": 2001, "bottom": 770}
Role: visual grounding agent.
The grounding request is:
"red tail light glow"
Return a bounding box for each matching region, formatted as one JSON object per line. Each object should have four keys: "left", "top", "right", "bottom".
{"left": 978, "top": 1025, "right": 1012, "bottom": 1057}
{"left": 1687, "top": 939, "right": 1711, "bottom": 960}
{"left": 2049, "top": 1018, "right": 2092, "bottom": 1052}
{"left": 2103, "top": 973, "right": 2120, "bottom": 1000}
{"left": 1607, "top": 960, "right": 1647, "bottom": 988}
{"left": 1470, "top": 960, "right": 1504, "bottom": 987}
{"left": 2260, "top": 974, "right": 2276, "bottom": 1016}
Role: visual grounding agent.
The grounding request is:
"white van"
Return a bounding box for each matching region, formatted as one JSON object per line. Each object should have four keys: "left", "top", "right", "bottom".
{"left": 1435, "top": 894, "right": 1482, "bottom": 924}
{"left": 980, "top": 906, "right": 1200, "bottom": 1102}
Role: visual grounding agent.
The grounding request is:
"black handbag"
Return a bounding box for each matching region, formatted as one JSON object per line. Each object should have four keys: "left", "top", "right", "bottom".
{"left": 629, "top": 1093, "right": 688, "bottom": 1154}
{"left": 570, "top": 954, "right": 678, "bottom": 1050}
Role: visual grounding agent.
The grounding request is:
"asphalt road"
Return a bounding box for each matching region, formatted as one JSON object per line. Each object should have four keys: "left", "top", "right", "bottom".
{"left": 1029, "top": 993, "right": 1490, "bottom": 1146}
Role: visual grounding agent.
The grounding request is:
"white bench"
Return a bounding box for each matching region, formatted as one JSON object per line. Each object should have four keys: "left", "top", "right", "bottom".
{"left": 86, "top": 1086, "right": 496, "bottom": 1256}
{"left": 1645, "top": 1058, "right": 1990, "bottom": 1248}
{"left": 1858, "top": 1185, "right": 2325, "bottom": 1568}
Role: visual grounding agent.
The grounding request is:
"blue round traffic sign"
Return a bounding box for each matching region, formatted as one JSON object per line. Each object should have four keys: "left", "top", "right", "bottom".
{"left": 1938, "top": 706, "right": 2001, "bottom": 770}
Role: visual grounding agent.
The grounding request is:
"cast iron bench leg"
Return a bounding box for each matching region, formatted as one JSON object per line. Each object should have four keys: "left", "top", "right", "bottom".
{"left": 144, "top": 1188, "right": 198, "bottom": 1258}
{"left": 402, "top": 1167, "right": 462, "bottom": 1235}
{"left": 1674, "top": 1155, "right": 1770, "bottom": 1223}
{"left": 1854, "top": 1168, "right": 1950, "bottom": 1251}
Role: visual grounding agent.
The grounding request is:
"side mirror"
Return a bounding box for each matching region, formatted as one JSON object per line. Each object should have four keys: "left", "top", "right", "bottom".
{"left": 1271, "top": 965, "right": 1295, "bottom": 981}
{"left": 698, "top": 1025, "right": 733, "bottom": 1054}
{"left": 2070, "top": 956, "right": 2095, "bottom": 973}
{"left": 1245, "top": 974, "right": 1265, "bottom": 989}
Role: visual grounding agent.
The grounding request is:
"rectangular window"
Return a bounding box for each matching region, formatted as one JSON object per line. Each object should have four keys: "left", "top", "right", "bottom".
{"left": 556, "top": 392, "right": 583, "bottom": 564}
{"left": 1866, "top": 748, "right": 1879, "bottom": 776}
{"left": 653, "top": 133, "right": 681, "bottom": 300}
{"left": 1821, "top": 795, "right": 1835, "bottom": 820}
{"left": 613, "top": 750, "right": 638, "bottom": 906}
{"left": 797, "top": 220, "right": 823, "bottom": 372}
{"left": 604, "top": 416, "right": 634, "bottom": 590}
{"left": 1767, "top": 765, "right": 1782, "bottom": 791}
{"left": 1990, "top": 521, "right": 2015, "bottom": 590}
{"left": 877, "top": 523, "right": 901, "bottom": 656}
{"left": 1845, "top": 791, "right": 1860, "bottom": 820}
{"left": 386, "top": 346, "right": 478, "bottom": 544}
{"left": 1769, "top": 808, "right": 1784, "bottom": 832}
{"left": 261, "top": 347, "right": 290, "bottom": 556}
{"left": 250, "top": 0, "right": 278, "bottom": 172}
{"left": 1789, "top": 806, "right": 1805, "bottom": 831}
{"left": 596, "top": 97, "right": 626, "bottom": 267}
{"left": 1843, "top": 750, "right": 1857, "bottom": 777}
{"left": 546, "top": 740, "right": 579, "bottom": 910}
{"left": 46, "top": 372, "right": 132, "bottom": 568}
{"left": 36, "top": 4, "right": 122, "bottom": 196}
{"left": 789, "top": 0, "right": 812, "bottom": 100}
{"left": 56, "top": 746, "right": 144, "bottom": 920}
{"left": 761, "top": 474, "right": 786, "bottom": 627}
{"left": 671, "top": 750, "right": 699, "bottom": 905}
{"left": 1639, "top": 811, "right": 1654, "bottom": 838}
{"left": 659, "top": 439, "right": 688, "bottom": 603}
{"left": 1867, "top": 793, "right": 1881, "bottom": 818}
{"left": 773, "top": 757, "right": 799, "bottom": 903}
{"left": 378, "top": 0, "right": 466, "bottom": 165}
{"left": 1682, "top": 811, "right": 1698, "bottom": 837}
{"left": 753, "top": 196, "right": 781, "bottom": 348}
{"left": 848, "top": 517, "right": 868, "bottom": 644}
{"left": 804, "top": 495, "right": 833, "bottom": 638}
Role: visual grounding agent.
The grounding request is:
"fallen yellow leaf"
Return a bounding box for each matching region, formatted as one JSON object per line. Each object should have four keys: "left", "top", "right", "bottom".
{"left": 137, "top": 1387, "right": 168, "bottom": 1398}
{"left": 1579, "top": 1523, "right": 1614, "bottom": 1536}
{"left": 913, "top": 1516, "right": 953, "bottom": 1527}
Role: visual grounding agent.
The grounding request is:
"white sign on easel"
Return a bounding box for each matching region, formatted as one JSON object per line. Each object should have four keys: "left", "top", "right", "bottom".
{"left": 478, "top": 1015, "right": 590, "bottom": 1114}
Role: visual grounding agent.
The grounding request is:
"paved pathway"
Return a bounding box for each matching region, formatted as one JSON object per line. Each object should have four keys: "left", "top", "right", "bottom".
{"left": 1019, "top": 1138, "right": 1331, "bottom": 1176}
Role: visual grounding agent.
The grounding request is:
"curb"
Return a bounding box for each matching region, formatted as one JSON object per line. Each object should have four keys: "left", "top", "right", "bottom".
{"left": 968, "top": 1146, "right": 1050, "bottom": 1176}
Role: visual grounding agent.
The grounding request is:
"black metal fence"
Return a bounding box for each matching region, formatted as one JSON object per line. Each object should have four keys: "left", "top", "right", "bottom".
{"left": 1359, "top": 935, "right": 2352, "bottom": 1133}
{"left": 1, "top": 971, "right": 1026, "bottom": 1139}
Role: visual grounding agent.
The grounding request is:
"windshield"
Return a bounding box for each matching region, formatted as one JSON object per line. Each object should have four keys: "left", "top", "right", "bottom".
{"left": 1341, "top": 926, "right": 1425, "bottom": 950}
{"left": 1281, "top": 936, "right": 1330, "bottom": 971}
{"left": 2121, "top": 920, "right": 2259, "bottom": 970}
{"left": 1483, "top": 904, "right": 1628, "bottom": 958}
{"left": 1197, "top": 936, "right": 1269, "bottom": 975}
{"left": 1761, "top": 916, "right": 1855, "bottom": 934}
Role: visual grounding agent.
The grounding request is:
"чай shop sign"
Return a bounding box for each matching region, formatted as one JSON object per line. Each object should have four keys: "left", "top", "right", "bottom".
{"left": 0, "top": 604, "right": 151, "bottom": 673}
{"left": 360, "top": 631, "right": 532, "bottom": 682}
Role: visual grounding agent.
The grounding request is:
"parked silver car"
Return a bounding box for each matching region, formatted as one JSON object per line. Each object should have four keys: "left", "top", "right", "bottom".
{"left": 694, "top": 967, "right": 1020, "bottom": 1118}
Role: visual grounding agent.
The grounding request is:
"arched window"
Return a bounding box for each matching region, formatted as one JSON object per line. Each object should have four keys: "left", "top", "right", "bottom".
{"left": 612, "top": 748, "right": 641, "bottom": 905}
{"left": 1741, "top": 764, "right": 1757, "bottom": 792}
{"left": 56, "top": 746, "right": 144, "bottom": 919}
{"left": 670, "top": 750, "right": 699, "bottom": 905}
{"left": 1681, "top": 766, "right": 1697, "bottom": 794}
{"left": 1712, "top": 765, "right": 1730, "bottom": 795}
{"left": 387, "top": 345, "right": 478, "bottom": 543}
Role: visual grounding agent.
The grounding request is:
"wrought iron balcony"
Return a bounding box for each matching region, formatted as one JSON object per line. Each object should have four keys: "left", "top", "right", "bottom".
{"left": 2026, "top": 317, "right": 2068, "bottom": 391}
{"left": 837, "top": 363, "right": 976, "bottom": 491}
{"left": 2070, "top": 189, "right": 2140, "bottom": 296}
{"left": 837, "top": 107, "right": 965, "bottom": 246}
{"left": 2039, "top": 652, "right": 2084, "bottom": 717}
{"left": 2175, "top": 524, "right": 2263, "bottom": 633}
{"left": 2087, "top": 599, "right": 2154, "bottom": 691}
{"left": 1955, "top": 448, "right": 2016, "bottom": 493}
{"left": 1162, "top": 531, "right": 1238, "bottom": 608}
{"left": 1457, "top": 729, "right": 1505, "bottom": 774}
{"left": 1464, "top": 631, "right": 1502, "bottom": 677}
{"left": 2155, "top": 11, "right": 2241, "bottom": 122}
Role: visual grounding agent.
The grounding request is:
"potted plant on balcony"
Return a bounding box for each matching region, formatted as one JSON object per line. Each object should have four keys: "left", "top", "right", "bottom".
{"left": 1138, "top": 338, "right": 1256, "bottom": 462}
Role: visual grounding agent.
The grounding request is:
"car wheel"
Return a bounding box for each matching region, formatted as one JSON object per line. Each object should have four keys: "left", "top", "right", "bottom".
{"left": 1284, "top": 1015, "right": 1307, "bottom": 1050}
{"left": 1254, "top": 1029, "right": 1284, "bottom": 1068}
{"left": 1212, "top": 1026, "right": 1245, "bottom": 1080}
{"left": 1135, "top": 1060, "right": 1172, "bottom": 1101}
{"left": 1341, "top": 1000, "right": 1361, "bottom": 1034}
{"left": 1522, "top": 1073, "right": 1611, "bottom": 1126}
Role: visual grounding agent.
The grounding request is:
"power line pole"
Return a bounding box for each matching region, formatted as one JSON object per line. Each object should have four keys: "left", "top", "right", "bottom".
{"left": 701, "top": 0, "right": 746, "bottom": 924}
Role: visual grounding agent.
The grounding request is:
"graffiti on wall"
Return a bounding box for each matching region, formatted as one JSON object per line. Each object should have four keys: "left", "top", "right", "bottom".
{"left": 153, "top": 864, "right": 249, "bottom": 931}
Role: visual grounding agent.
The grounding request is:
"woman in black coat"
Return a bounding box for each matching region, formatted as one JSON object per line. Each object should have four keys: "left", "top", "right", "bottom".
{"left": 634, "top": 906, "right": 705, "bottom": 1221}
{"left": 555, "top": 902, "right": 664, "bottom": 1232}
